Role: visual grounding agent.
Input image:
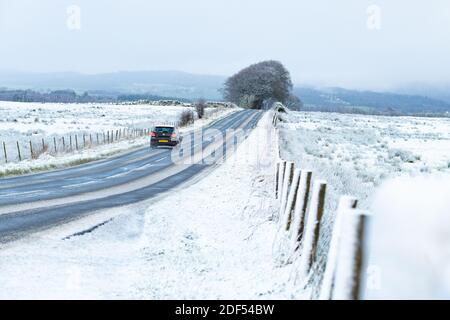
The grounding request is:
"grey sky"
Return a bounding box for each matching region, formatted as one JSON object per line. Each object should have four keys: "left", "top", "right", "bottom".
{"left": 1, "top": 0, "right": 450, "bottom": 90}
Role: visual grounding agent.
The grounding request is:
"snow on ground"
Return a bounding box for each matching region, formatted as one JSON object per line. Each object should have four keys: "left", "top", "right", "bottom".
{"left": 366, "top": 176, "right": 450, "bottom": 299}
{"left": 277, "top": 109, "right": 450, "bottom": 299}
{"left": 0, "top": 112, "right": 293, "bottom": 299}
{"left": 0, "top": 101, "right": 234, "bottom": 176}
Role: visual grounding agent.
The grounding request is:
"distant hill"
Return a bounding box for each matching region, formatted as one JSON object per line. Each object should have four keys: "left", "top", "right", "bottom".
{"left": 294, "top": 87, "right": 450, "bottom": 115}
{"left": 0, "top": 70, "right": 226, "bottom": 100}
{"left": 1, "top": 70, "right": 449, "bottom": 115}
{"left": 394, "top": 83, "right": 450, "bottom": 104}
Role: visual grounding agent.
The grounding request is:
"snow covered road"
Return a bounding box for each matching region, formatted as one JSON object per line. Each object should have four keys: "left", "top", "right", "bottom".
{"left": 0, "top": 109, "right": 263, "bottom": 243}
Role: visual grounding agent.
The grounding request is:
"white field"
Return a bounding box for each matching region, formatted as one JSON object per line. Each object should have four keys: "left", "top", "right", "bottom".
{"left": 278, "top": 110, "right": 450, "bottom": 299}
{"left": 0, "top": 101, "right": 233, "bottom": 175}
{"left": 279, "top": 111, "right": 450, "bottom": 211}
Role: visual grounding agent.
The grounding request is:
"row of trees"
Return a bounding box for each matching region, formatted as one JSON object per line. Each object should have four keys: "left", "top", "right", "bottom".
{"left": 0, "top": 89, "right": 187, "bottom": 104}
{"left": 0, "top": 89, "right": 111, "bottom": 103}
{"left": 222, "top": 60, "right": 302, "bottom": 110}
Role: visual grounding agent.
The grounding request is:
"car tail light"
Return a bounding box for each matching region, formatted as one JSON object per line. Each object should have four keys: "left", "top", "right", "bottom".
{"left": 151, "top": 131, "right": 156, "bottom": 137}
{"left": 171, "top": 133, "right": 177, "bottom": 138}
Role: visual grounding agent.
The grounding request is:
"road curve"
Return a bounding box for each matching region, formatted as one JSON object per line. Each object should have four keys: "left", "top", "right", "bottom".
{"left": 0, "top": 109, "right": 263, "bottom": 243}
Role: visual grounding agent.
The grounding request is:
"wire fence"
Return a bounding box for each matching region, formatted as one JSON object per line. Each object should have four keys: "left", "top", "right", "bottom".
{"left": 1, "top": 121, "right": 180, "bottom": 164}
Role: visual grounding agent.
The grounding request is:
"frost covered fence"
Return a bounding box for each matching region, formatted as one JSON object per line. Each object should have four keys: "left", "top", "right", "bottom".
{"left": 0, "top": 127, "right": 155, "bottom": 164}
{"left": 271, "top": 106, "right": 368, "bottom": 300}
{"left": 274, "top": 157, "right": 368, "bottom": 300}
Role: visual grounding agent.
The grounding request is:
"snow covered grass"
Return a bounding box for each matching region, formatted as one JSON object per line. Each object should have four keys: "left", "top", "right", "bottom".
{"left": 279, "top": 111, "right": 450, "bottom": 211}
{"left": 0, "top": 111, "right": 293, "bottom": 299}
{"left": 0, "top": 101, "right": 234, "bottom": 177}
{"left": 0, "top": 101, "right": 186, "bottom": 138}
{"left": 278, "top": 111, "right": 450, "bottom": 246}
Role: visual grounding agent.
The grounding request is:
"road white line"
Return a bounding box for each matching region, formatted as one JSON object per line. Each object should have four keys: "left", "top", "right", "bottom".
{"left": 61, "top": 180, "right": 98, "bottom": 189}
{"left": 0, "top": 190, "right": 46, "bottom": 198}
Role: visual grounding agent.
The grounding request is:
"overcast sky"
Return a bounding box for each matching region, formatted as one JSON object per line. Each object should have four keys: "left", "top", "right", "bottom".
{"left": 1, "top": 0, "right": 450, "bottom": 90}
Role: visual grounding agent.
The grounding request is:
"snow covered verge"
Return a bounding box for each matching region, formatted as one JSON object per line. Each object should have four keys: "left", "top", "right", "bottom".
{"left": 0, "top": 111, "right": 295, "bottom": 299}
{"left": 0, "top": 101, "right": 235, "bottom": 177}
{"left": 276, "top": 108, "right": 450, "bottom": 299}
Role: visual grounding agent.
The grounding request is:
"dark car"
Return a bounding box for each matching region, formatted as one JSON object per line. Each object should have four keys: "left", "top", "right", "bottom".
{"left": 150, "top": 126, "right": 181, "bottom": 148}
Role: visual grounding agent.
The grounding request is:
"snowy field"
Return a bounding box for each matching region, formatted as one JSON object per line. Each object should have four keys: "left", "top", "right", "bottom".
{"left": 0, "top": 112, "right": 294, "bottom": 299}
{"left": 279, "top": 111, "right": 450, "bottom": 210}
{"left": 0, "top": 101, "right": 187, "bottom": 138}
{"left": 0, "top": 101, "right": 232, "bottom": 176}
{"left": 277, "top": 110, "right": 450, "bottom": 299}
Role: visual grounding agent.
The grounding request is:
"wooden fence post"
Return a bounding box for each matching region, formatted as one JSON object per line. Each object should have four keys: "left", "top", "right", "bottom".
{"left": 283, "top": 168, "right": 301, "bottom": 231}
{"left": 16, "top": 141, "right": 22, "bottom": 161}
{"left": 332, "top": 210, "right": 368, "bottom": 300}
{"left": 90, "top": 134, "right": 93, "bottom": 146}
{"left": 62, "top": 137, "right": 65, "bottom": 150}
{"left": 83, "top": 134, "right": 86, "bottom": 148}
{"left": 75, "top": 135, "right": 78, "bottom": 150}
{"left": 53, "top": 137, "right": 57, "bottom": 153}
{"left": 279, "top": 161, "right": 294, "bottom": 217}
{"left": 297, "top": 180, "right": 327, "bottom": 280}
{"left": 3, "top": 141, "right": 7, "bottom": 163}
{"left": 70, "top": 135, "right": 73, "bottom": 150}
{"left": 319, "top": 196, "right": 358, "bottom": 300}
{"left": 275, "top": 162, "right": 280, "bottom": 199}
{"left": 29, "top": 140, "right": 33, "bottom": 159}
{"left": 277, "top": 160, "right": 286, "bottom": 202}
{"left": 290, "top": 170, "right": 313, "bottom": 247}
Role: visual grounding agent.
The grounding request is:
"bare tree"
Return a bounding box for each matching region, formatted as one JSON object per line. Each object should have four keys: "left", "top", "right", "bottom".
{"left": 194, "top": 98, "right": 207, "bottom": 119}
{"left": 179, "top": 110, "right": 194, "bottom": 127}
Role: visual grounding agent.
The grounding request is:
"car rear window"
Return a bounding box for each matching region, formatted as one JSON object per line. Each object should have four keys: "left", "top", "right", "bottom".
{"left": 154, "top": 127, "right": 174, "bottom": 134}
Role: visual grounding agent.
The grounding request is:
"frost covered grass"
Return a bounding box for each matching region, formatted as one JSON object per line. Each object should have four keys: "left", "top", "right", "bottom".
{"left": 0, "top": 101, "right": 234, "bottom": 176}
{"left": 279, "top": 111, "right": 450, "bottom": 211}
